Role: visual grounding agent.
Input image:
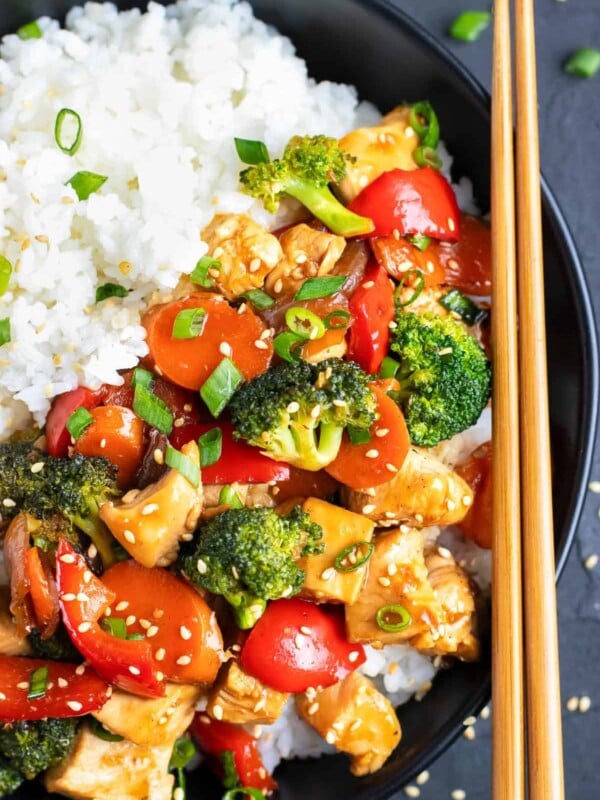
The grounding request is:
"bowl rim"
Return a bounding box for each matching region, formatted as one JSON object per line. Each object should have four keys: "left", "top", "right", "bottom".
{"left": 345, "top": 1, "right": 599, "bottom": 794}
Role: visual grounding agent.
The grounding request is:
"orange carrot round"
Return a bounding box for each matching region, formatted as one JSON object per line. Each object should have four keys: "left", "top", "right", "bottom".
{"left": 74, "top": 405, "right": 145, "bottom": 488}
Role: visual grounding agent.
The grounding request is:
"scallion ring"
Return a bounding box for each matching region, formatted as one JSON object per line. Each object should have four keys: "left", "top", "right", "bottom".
{"left": 406, "top": 234, "right": 431, "bottom": 252}
{"left": 241, "top": 289, "right": 275, "bottom": 310}
{"left": 379, "top": 355, "right": 401, "bottom": 380}
{"left": 66, "top": 171, "right": 107, "bottom": 201}
{"left": 90, "top": 718, "right": 124, "bottom": 742}
{"left": 0, "top": 256, "right": 12, "bottom": 297}
{"left": 395, "top": 269, "right": 425, "bottom": 307}
{"left": 294, "top": 275, "right": 347, "bottom": 301}
{"left": 200, "top": 358, "right": 244, "bottom": 418}
{"left": 439, "top": 288, "right": 488, "bottom": 326}
{"left": 190, "top": 256, "right": 221, "bottom": 289}
{"left": 376, "top": 604, "right": 411, "bottom": 632}
{"left": 218, "top": 485, "right": 244, "bottom": 509}
{"left": 413, "top": 145, "right": 443, "bottom": 171}
{"left": 54, "top": 108, "right": 83, "bottom": 156}
{"left": 198, "top": 427, "right": 222, "bottom": 468}
{"left": 131, "top": 367, "right": 153, "bottom": 390}
{"left": 564, "top": 48, "right": 600, "bottom": 79}
{"left": 323, "top": 309, "right": 351, "bottom": 330}
{"left": 27, "top": 665, "right": 49, "bottom": 700}
{"left": 66, "top": 407, "right": 94, "bottom": 440}
{"left": 172, "top": 307, "right": 206, "bottom": 340}
{"left": 165, "top": 444, "right": 200, "bottom": 488}
{"left": 0, "top": 319, "right": 11, "bottom": 347}
{"left": 234, "top": 137, "right": 270, "bottom": 165}
{"left": 408, "top": 101, "right": 440, "bottom": 150}
{"left": 347, "top": 425, "right": 371, "bottom": 446}
{"left": 133, "top": 384, "right": 174, "bottom": 434}
{"left": 334, "top": 541, "right": 375, "bottom": 572}
{"left": 102, "top": 617, "right": 127, "bottom": 639}
{"left": 285, "top": 307, "right": 325, "bottom": 341}
{"left": 273, "top": 331, "right": 305, "bottom": 363}
{"left": 449, "top": 11, "right": 492, "bottom": 43}
{"left": 95, "top": 283, "right": 128, "bottom": 303}
{"left": 17, "top": 21, "right": 42, "bottom": 40}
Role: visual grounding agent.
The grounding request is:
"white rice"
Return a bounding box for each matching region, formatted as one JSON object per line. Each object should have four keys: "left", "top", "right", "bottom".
{"left": 0, "top": 0, "right": 492, "bottom": 776}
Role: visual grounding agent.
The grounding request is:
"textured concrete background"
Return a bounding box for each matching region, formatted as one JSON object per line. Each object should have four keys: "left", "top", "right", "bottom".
{"left": 392, "top": 2, "right": 600, "bottom": 798}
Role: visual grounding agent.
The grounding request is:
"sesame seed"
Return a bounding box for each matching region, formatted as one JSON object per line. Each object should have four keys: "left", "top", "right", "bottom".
{"left": 76, "top": 593, "right": 89, "bottom": 602}
{"left": 154, "top": 448, "right": 164, "bottom": 465}
{"left": 362, "top": 280, "right": 375, "bottom": 289}
{"left": 115, "top": 601, "right": 129, "bottom": 612}
{"left": 249, "top": 257, "right": 262, "bottom": 272}
{"left": 333, "top": 398, "right": 347, "bottom": 407}
{"left": 325, "top": 731, "right": 336, "bottom": 744}
{"left": 438, "top": 347, "right": 453, "bottom": 356}
{"left": 129, "top": 666, "right": 141, "bottom": 676}
{"left": 99, "top": 438, "right": 107, "bottom": 448}
{"left": 125, "top": 615, "right": 137, "bottom": 626}
{"left": 61, "top": 593, "right": 76, "bottom": 601}
{"left": 310, "top": 404, "right": 321, "bottom": 419}
{"left": 362, "top": 503, "right": 376, "bottom": 514}
{"left": 273, "top": 278, "right": 283, "bottom": 294}
{"left": 430, "top": 477, "right": 444, "bottom": 491}
{"left": 589, "top": 480, "right": 600, "bottom": 493}
{"left": 176, "top": 655, "right": 192, "bottom": 666}
{"left": 59, "top": 553, "right": 76, "bottom": 564}
{"left": 287, "top": 401, "right": 300, "bottom": 413}
{"left": 438, "top": 546, "right": 452, "bottom": 559}
{"left": 155, "top": 648, "right": 166, "bottom": 662}
{"left": 365, "top": 449, "right": 379, "bottom": 459}
{"left": 180, "top": 625, "right": 192, "bottom": 640}
{"left": 462, "top": 494, "right": 472, "bottom": 507}
{"left": 139, "top": 619, "right": 151, "bottom": 630}
{"left": 17, "top": 682, "right": 29, "bottom": 690}
{"left": 219, "top": 342, "right": 233, "bottom": 357}
{"left": 416, "top": 771, "right": 429, "bottom": 786}
{"left": 174, "top": 788, "right": 185, "bottom": 800}
{"left": 294, "top": 633, "right": 304, "bottom": 649}
{"left": 88, "top": 544, "right": 98, "bottom": 559}
{"left": 296, "top": 253, "right": 308, "bottom": 264}
{"left": 393, "top": 228, "right": 401, "bottom": 240}
{"left": 196, "top": 559, "right": 208, "bottom": 574}
{"left": 30, "top": 461, "right": 45, "bottom": 474}
{"left": 463, "top": 716, "right": 477, "bottom": 726}
{"left": 307, "top": 702, "right": 319, "bottom": 715}
{"left": 386, "top": 463, "right": 399, "bottom": 473}
{"left": 300, "top": 626, "right": 312, "bottom": 635}
{"left": 212, "top": 704, "right": 224, "bottom": 720}
{"left": 384, "top": 511, "right": 396, "bottom": 519}
{"left": 83, "top": 570, "right": 92, "bottom": 584}
{"left": 414, "top": 513, "right": 424, "bottom": 524}
{"left": 254, "top": 339, "right": 269, "bottom": 350}
{"left": 66, "top": 700, "right": 83, "bottom": 712}
{"left": 480, "top": 705, "right": 490, "bottom": 720}
{"left": 446, "top": 499, "right": 456, "bottom": 511}
{"left": 447, "top": 218, "right": 456, "bottom": 232}
{"left": 463, "top": 726, "right": 476, "bottom": 740}
{"left": 321, "top": 567, "right": 335, "bottom": 581}
{"left": 142, "top": 503, "right": 159, "bottom": 515}
{"left": 159, "top": 715, "right": 168, "bottom": 725}
{"left": 378, "top": 576, "right": 391, "bottom": 587}
{"left": 123, "top": 529, "right": 136, "bottom": 544}
{"left": 400, "top": 524, "right": 411, "bottom": 533}
{"left": 75, "top": 664, "right": 86, "bottom": 676}
{"left": 349, "top": 719, "right": 361, "bottom": 732}
{"left": 348, "top": 651, "right": 360, "bottom": 663}
{"left": 147, "top": 625, "right": 159, "bottom": 638}
{"left": 387, "top": 563, "right": 398, "bottom": 576}
{"left": 375, "top": 428, "right": 389, "bottom": 437}
{"left": 253, "top": 697, "right": 267, "bottom": 712}
{"left": 404, "top": 787, "right": 420, "bottom": 798}
{"left": 0, "top": 693, "right": 5, "bottom": 701}
{"left": 566, "top": 696, "right": 579, "bottom": 712}
{"left": 579, "top": 696, "right": 592, "bottom": 713}
{"left": 388, "top": 320, "right": 398, "bottom": 329}
{"left": 2, "top": 497, "right": 15, "bottom": 508}
{"left": 585, "top": 554, "right": 598, "bottom": 570}
{"left": 237, "top": 303, "right": 247, "bottom": 315}
{"left": 77, "top": 622, "right": 92, "bottom": 633}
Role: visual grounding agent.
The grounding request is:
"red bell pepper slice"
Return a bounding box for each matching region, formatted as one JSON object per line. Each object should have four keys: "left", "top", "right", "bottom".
{"left": 240, "top": 598, "right": 365, "bottom": 693}
{"left": 25, "top": 547, "right": 60, "bottom": 639}
{"left": 55, "top": 540, "right": 165, "bottom": 698}
{"left": 45, "top": 387, "right": 102, "bottom": 457}
{"left": 347, "top": 262, "right": 395, "bottom": 374}
{"left": 190, "top": 715, "right": 277, "bottom": 794}
{"left": 0, "top": 654, "right": 111, "bottom": 722}
{"left": 348, "top": 167, "right": 461, "bottom": 241}
{"left": 170, "top": 422, "right": 290, "bottom": 485}
{"left": 456, "top": 441, "right": 492, "bottom": 549}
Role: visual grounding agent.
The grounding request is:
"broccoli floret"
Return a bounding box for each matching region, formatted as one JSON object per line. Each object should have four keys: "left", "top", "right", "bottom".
{"left": 0, "top": 718, "right": 78, "bottom": 780}
{"left": 390, "top": 310, "right": 491, "bottom": 446}
{"left": 229, "top": 358, "right": 377, "bottom": 471}
{"left": 239, "top": 134, "right": 373, "bottom": 236}
{"left": 0, "top": 442, "right": 120, "bottom": 567}
{"left": 0, "top": 756, "right": 23, "bottom": 797}
{"left": 28, "top": 624, "right": 80, "bottom": 662}
{"left": 178, "top": 506, "right": 323, "bottom": 629}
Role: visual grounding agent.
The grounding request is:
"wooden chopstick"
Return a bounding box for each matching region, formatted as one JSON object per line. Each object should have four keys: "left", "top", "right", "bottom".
{"left": 490, "top": 1, "right": 525, "bottom": 798}
{"left": 514, "top": 1, "right": 565, "bottom": 798}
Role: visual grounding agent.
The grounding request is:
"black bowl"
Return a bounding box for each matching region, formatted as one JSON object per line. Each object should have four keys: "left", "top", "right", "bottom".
{"left": 2, "top": 1, "right": 598, "bottom": 797}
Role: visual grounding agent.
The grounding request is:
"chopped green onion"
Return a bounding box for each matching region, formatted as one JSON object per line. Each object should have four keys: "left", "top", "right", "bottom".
{"left": 66, "top": 407, "right": 94, "bottom": 440}
{"left": 172, "top": 308, "right": 207, "bottom": 340}
{"left": 564, "top": 48, "right": 600, "bottom": 79}
{"left": 66, "top": 171, "right": 107, "bottom": 201}
{"left": 273, "top": 331, "right": 304, "bottom": 363}
{"left": 294, "top": 275, "right": 347, "bottom": 301}
{"left": 17, "top": 21, "right": 42, "bottom": 40}
{"left": 323, "top": 309, "right": 351, "bottom": 330}
{"left": 190, "top": 256, "right": 221, "bottom": 288}
{"left": 198, "top": 427, "right": 222, "bottom": 468}
{"left": 285, "top": 307, "right": 325, "bottom": 341}
{"left": 0, "top": 256, "right": 12, "bottom": 297}
{"left": 413, "top": 145, "right": 442, "bottom": 170}
{"left": 90, "top": 718, "right": 124, "bottom": 742}
{"left": 449, "top": 11, "right": 492, "bottom": 43}
{"left": 27, "top": 666, "right": 49, "bottom": 700}
{"left": 380, "top": 356, "right": 401, "bottom": 379}
{"left": 165, "top": 444, "right": 200, "bottom": 488}
{"left": 334, "top": 541, "right": 375, "bottom": 572}
{"left": 408, "top": 101, "right": 440, "bottom": 150}
{"left": 406, "top": 234, "right": 431, "bottom": 252}
{"left": 439, "top": 288, "right": 488, "bottom": 326}
{"left": 218, "top": 485, "right": 244, "bottom": 509}
{"left": 347, "top": 425, "right": 371, "bottom": 446}
{"left": 133, "top": 384, "right": 173, "bottom": 435}
{"left": 102, "top": 617, "right": 127, "bottom": 639}
{"left": 234, "top": 137, "right": 270, "bottom": 165}
{"left": 200, "top": 358, "right": 243, "bottom": 418}
{"left": 395, "top": 269, "right": 425, "bottom": 307}
{"left": 221, "top": 750, "right": 239, "bottom": 790}
{"left": 376, "top": 603, "right": 411, "bottom": 632}
{"left": 131, "top": 367, "right": 153, "bottom": 390}
{"left": 222, "top": 789, "right": 265, "bottom": 800}
{"left": 0, "top": 319, "right": 10, "bottom": 347}
{"left": 169, "top": 734, "right": 196, "bottom": 798}
{"left": 54, "top": 108, "right": 83, "bottom": 156}
{"left": 95, "top": 282, "right": 128, "bottom": 303}
{"left": 241, "top": 289, "right": 275, "bottom": 310}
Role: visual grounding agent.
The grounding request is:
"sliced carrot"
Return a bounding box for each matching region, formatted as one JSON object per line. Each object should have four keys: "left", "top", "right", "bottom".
{"left": 74, "top": 405, "right": 145, "bottom": 488}
{"left": 25, "top": 546, "right": 60, "bottom": 639}
{"left": 102, "top": 560, "right": 223, "bottom": 685}
{"left": 455, "top": 441, "right": 492, "bottom": 549}
{"left": 325, "top": 385, "right": 409, "bottom": 489}
{"left": 371, "top": 236, "right": 445, "bottom": 287}
{"left": 143, "top": 293, "right": 272, "bottom": 390}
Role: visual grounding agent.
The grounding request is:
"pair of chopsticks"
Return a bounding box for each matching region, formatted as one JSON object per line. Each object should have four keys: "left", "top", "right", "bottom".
{"left": 491, "top": 1, "right": 564, "bottom": 799}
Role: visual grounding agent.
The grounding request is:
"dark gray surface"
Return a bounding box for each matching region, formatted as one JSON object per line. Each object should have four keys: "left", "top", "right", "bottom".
{"left": 392, "top": 2, "right": 600, "bottom": 798}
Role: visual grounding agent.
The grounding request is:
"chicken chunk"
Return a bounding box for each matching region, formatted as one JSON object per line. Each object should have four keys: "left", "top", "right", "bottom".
{"left": 44, "top": 723, "right": 174, "bottom": 800}
{"left": 345, "top": 527, "right": 442, "bottom": 645}
{"left": 0, "top": 586, "right": 30, "bottom": 656}
{"left": 294, "top": 497, "right": 375, "bottom": 604}
{"left": 341, "top": 447, "right": 473, "bottom": 527}
{"left": 264, "top": 224, "right": 346, "bottom": 299}
{"left": 99, "top": 441, "right": 203, "bottom": 567}
{"left": 338, "top": 105, "right": 418, "bottom": 201}
{"left": 296, "top": 672, "right": 401, "bottom": 776}
{"left": 92, "top": 682, "right": 202, "bottom": 747}
{"left": 411, "top": 547, "right": 479, "bottom": 661}
{"left": 206, "top": 660, "right": 288, "bottom": 725}
{"left": 201, "top": 213, "right": 283, "bottom": 300}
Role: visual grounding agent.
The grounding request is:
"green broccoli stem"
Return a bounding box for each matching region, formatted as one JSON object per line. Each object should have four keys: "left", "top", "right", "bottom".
{"left": 289, "top": 420, "right": 344, "bottom": 472}
{"left": 70, "top": 514, "right": 116, "bottom": 569}
{"left": 285, "top": 176, "right": 374, "bottom": 237}
{"left": 227, "top": 594, "right": 267, "bottom": 630}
